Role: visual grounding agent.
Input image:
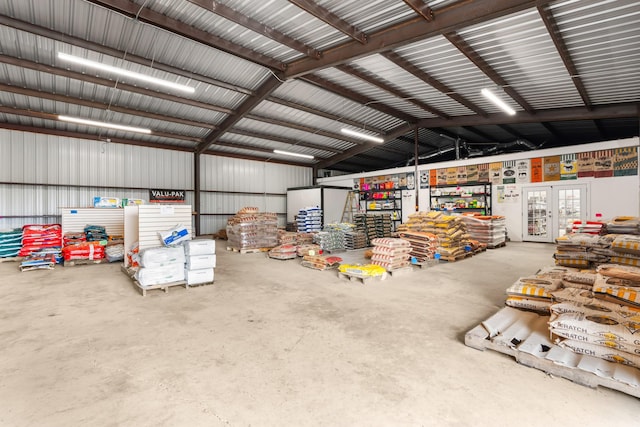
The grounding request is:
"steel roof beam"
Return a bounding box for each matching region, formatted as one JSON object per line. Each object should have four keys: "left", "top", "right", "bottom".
{"left": 301, "top": 74, "right": 416, "bottom": 123}
{"left": 0, "top": 83, "right": 216, "bottom": 130}
{"left": 537, "top": 5, "right": 592, "bottom": 109}
{"left": 0, "top": 54, "right": 236, "bottom": 115}
{"left": 285, "top": 0, "right": 550, "bottom": 78}
{"left": 0, "top": 106, "right": 203, "bottom": 143}
{"left": 444, "top": 32, "right": 534, "bottom": 114}
{"left": 403, "top": 0, "right": 434, "bottom": 22}
{"left": 381, "top": 51, "right": 487, "bottom": 117}
{"left": 337, "top": 64, "right": 450, "bottom": 119}
{"left": 85, "top": 0, "right": 286, "bottom": 71}
{"left": 227, "top": 128, "right": 343, "bottom": 153}
{"left": 197, "top": 75, "right": 282, "bottom": 153}
{"left": 288, "top": 0, "right": 368, "bottom": 44}
{"left": 0, "top": 15, "right": 253, "bottom": 96}
{"left": 266, "top": 97, "right": 386, "bottom": 135}
{"left": 416, "top": 103, "right": 639, "bottom": 128}
{"left": 187, "top": 0, "right": 321, "bottom": 59}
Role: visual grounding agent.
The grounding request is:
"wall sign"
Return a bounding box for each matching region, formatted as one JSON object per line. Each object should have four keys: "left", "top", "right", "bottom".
{"left": 560, "top": 154, "right": 577, "bottom": 180}
{"left": 614, "top": 147, "right": 638, "bottom": 177}
{"left": 149, "top": 189, "right": 186, "bottom": 203}
{"left": 502, "top": 160, "right": 516, "bottom": 184}
{"left": 516, "top": 159, "right": 529, "bottom": 183}
{"left": 544, "top": 156, "right": 561, "bottom": 181}
{"left": 577, "top": 152, "right": 594, "bottom": 178}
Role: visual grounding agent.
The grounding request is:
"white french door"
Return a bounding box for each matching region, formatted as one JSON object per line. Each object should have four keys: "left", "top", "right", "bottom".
{"left": 522, "top": 184, "right": 588, "bottom": 242}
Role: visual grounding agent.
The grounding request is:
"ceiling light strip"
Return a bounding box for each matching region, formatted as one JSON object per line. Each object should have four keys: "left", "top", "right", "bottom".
{"left": 58, "top": 52, "right": 195, "bottom": 93}
{"left": 481, "top": 88, "right": 516, "bottom": 116}
{"left": 273, "top": 149, "right": 314, "bottom": 159}
{"left": 58, "top": 115, "right": 152, "bottom": 134}
{"left": 340, "top": 128, "right": 384, "bottom": 143}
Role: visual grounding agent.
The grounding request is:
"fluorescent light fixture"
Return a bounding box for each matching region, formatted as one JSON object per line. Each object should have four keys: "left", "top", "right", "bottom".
{"left": 273, "top": 149, "right": 314, "bottom": 159}
{"left": 341, "top": 128, "right": 384, "bottom": 143}
{"left": 481, "top": 88, "right": 516, "bottom": 115}
{"left": 58, "top": 115, "right": 152, "bottom": 134}
{"left": 58, "top": 52, "right": 195, "bottom": 93}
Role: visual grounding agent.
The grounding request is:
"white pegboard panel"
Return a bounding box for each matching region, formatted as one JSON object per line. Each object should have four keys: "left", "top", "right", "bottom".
{"left": 124, "top": 205, "right": 193, "bottom": 266}
{"left": 60, "top": 208, "right": 124, "bottom": 236}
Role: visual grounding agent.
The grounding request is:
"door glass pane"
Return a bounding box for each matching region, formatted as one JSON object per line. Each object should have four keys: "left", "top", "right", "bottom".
{"left": 527, "top": 190, "right": 548, "bottom": 237}
{"left": 558, "top": 188, "right": 582, "bottom": 237}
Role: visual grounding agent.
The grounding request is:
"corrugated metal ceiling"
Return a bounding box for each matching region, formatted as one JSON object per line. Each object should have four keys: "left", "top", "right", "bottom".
{"left": 0, "top": 0, "right": 637, "bottom": 174}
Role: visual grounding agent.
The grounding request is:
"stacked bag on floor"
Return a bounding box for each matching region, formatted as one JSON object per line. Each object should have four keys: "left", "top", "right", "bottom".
{"left": 135, "top": 246, "right": 186, "bottom": 287}
{"left": 226, "top": 207, "right": 278, "bottom": 251}
{"left": 548, "top": 263, "right": 640, "bottom": 369}
{"left": 460, "top": 215, "right": 506, "bottom": 248}
{"left": 0, "top": 228, "right": 23, "bottom": 258}
{"left": 370, "top": 238, "right": 411, "bottom": 271}
{"left": 183, "top": 240, "right": 216, "bottom": 285}
{"left": 554, "top": 233, "right": 614, "bottom": 268}
{"left": 19, "top": 224, "right": 62, "bottom": 257}
{"left": 504, "top": 267, "right": 565, "bottom": 314}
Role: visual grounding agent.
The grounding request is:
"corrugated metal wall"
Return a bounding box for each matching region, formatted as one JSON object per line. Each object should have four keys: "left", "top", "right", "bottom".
{"left": 0, "top": 129, "right": 313, "bottom": 234}
{"left": 200, "top": 155, "right": 312, "bottom": 233}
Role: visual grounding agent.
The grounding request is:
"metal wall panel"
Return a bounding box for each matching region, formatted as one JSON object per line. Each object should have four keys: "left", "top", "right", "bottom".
{"left": 0, "top": 129, "right": 193, "bottom": 188}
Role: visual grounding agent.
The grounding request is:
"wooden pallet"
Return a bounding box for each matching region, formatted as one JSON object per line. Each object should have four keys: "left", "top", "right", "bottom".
{"left": 466, "top": 306, "right": 640, "bottom": 398}
{"left": 338, "top": 271, "right": 387, "bottom": 284}
{"left": 132, "top": 279, "right": 188, "bottom": 296}
{"left": 438, "top": 252, "right": 473, "bottom": 262}
{"left": 487, "top": 242, "right": 507, "bottom": 249}
{"left": 226, "top": 246, "right": 270, "bottom": 254}
{"left": 63, "top": 258, "right": 107, "bottom": 267}
{"left": 411, "top": 259, "right": 439, "bottom": 269}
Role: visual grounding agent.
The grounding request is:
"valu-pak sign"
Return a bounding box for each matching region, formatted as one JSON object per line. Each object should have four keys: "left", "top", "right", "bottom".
{"left": 149, "top": 189, "right": 186, "bottom": 203}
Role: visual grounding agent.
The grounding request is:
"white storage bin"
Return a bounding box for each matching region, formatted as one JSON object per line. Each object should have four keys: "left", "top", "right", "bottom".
{"left": 186, "top": 254, "right": 216, "bottom": 270}
{"left": 184, "top": 239, "right": 216, "bottom": 255}
{"left": 184, "top": 268, "right": 214, "bottom": 285}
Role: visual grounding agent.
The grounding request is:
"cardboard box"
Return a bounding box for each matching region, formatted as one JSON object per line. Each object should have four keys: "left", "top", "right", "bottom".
{"left": 186, "top": 254, "right": 216, "bottom": 270}
{"left": 93, "top": 196, "right": 121, "bottom": 208}
{"left": 184, "top": 268, "right": 214, "bottom": 285}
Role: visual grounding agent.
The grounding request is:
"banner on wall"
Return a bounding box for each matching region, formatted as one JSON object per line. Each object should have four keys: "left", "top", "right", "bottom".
{"left": 490, "top": 162, "right": 502, "bottom": 185}
{"left": 502, "top": 160, "right": 516, "bottom": 184}
{"left": 614, "top": 147, "right": 638, "bottom": 177}
{"left": 457, "top": 166, "right": 467, "bottom": 184}
{"left": 446, "top": 167, "right": 457, "bottom": 185}
{"left": 560, "top": 154, "right": 577, "bottom": 180}
{"left": 437, "top": 168, "right": 447, "bottom": 186}
{"left": 504, "top": 184, "right": 520, "bottom": 204}
{"left": 530, "top": 158, "right": 543, "bottom": 182}
{"left": 577, "top": 152, "right": 594, "bottom": 178}
{"left": 466, "top": 164, "right": 478, "bottom": 184}
{"left": 544, "top": 156, "right": 561, "bottom": 181}
{"left": 594, "top": 150, "right": 614, "bottom": 178}
{"left": 516, "top": 159, "right": 530, "bottom": 183}
{"left": 477, "top": 164, "right": 490, "bottom": 183}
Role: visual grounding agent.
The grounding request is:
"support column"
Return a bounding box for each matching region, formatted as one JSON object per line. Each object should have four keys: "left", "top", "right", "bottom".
{"left": 194, "top": 152, "right": 201, "bottom": 236}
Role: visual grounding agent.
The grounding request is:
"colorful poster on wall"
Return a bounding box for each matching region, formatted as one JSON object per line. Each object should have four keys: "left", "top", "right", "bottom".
{"left": 577, "top": 152, "right": 594, "bottom": 178}
{"left": 477, "top": 164, "right": 490, "bottom": 183}
{"left": 466, "top": 164, "right": 478, "bottom": 184}
{"left": 420, "top": 170, "right": 430, "bottom": 189}
{"left": 516, "top": 159, "right": 530, "bottom": 183}
{"left": 446, "top": 167, "right": 457, "bottom": 185}
{"left": 560, "top": 154, "right": 577, "bottom": 180}
{"left": 614, "top": 147, "right": 638, "bottom": 177}
{"left": 490, "top": 162, "right": 502, "bottom": 185}
{"left": 437, "top": 168, "right": 447, "bottom": 186}
{"left": 430, "top": 169, "right": 437, "bottom": 187}
{"left": 502, "top": 160, "right": 516, "bottom": 184}
{"left": 530, "top": 158, "right": 543, "bottom": 182}
{"left": 544, "top": 156, "right": 561, "bottom": 181}
{"left": 457, "top": 166, "right": 467, "bottom": 184}
{"left": 593, "top": 150, "right": 614, "bottom": 178}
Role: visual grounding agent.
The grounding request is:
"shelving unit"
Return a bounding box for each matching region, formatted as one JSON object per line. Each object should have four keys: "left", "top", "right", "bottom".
{"left": 359, "top": 189, "right": 402, "bottom": 231}
{"left": 430, "top": 184, "right": 492, "bottom": 215}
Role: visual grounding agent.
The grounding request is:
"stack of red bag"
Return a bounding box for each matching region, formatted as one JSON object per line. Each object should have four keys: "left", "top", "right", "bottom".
{"left": 63, "top": 232, "right": 86, "bottom": 246}
{"left": 62, "top": 242, "right": 105, "bottom": 261}
{"left": 18, "top": 224, "right": 63, "bottom": 257}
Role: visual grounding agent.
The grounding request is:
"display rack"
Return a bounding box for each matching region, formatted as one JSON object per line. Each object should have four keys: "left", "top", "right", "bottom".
{"left": 359, "top": 189, "right": 402, "bottom": 231}
{"left": 429, "top": 184, "right": 491, "bottom": 215}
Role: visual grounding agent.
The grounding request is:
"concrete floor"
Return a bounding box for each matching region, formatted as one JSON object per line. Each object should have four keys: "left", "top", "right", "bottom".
{"left": 1, "top": 241, "right": 638, "bottom": 426}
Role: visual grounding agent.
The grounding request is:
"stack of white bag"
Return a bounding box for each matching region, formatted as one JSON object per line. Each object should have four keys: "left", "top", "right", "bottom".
{"left": 135, "top": 246, "right": 186, "bottom": 287}
{"left": 184, "top": 239, "right": 216, "bottom": 285}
